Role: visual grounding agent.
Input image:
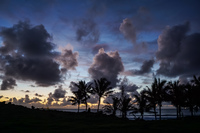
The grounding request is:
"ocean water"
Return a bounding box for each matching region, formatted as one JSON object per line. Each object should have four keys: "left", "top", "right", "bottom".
{"left": 56, "top": 108, "right": 200, "bottom": 120}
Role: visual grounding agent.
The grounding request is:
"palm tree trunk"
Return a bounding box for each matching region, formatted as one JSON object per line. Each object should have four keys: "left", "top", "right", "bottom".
{"left": 97, "top": 97, "right": 101, "bottom": 112}
{"left": 85, "top": 99, "right": 88, "bottom": 111}
{"left": 190, "top": 106, "right": 194, "bottom": 117}
{"left": 176, "top": 106, "right": 179, "bottom": 119}
{"left": 154, "top": 105, "right": 157, "bottom": 120}
{"left": 159, "top": 104, "right": 161, "bottom": 120}
{"left": 78, "top": 103, "right": 80, "bottom": 113}
{"left": 141, "top": 112, "right": 144, "bottom": 120}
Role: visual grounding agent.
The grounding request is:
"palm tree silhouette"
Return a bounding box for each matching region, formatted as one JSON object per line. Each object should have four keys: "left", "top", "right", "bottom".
{"left": 154, "top": 78, "right": 166, "bottom": 120}
{"left": 93, "top": 78, "right": 113, "bottom": 112}
{"left": 145, "top": 82, "right": 158, "bottom": 120}
{"left": 103, "top": 96, "right": 120, "bottom": 116}
{"left": 118, "top": 86, "right": 133, "bottom": 119}
{"left": 133, "top": 91, "right": 149, "bottom": 120}
{"left": 167, "top": 80, "right": 185, "bottom": 119}
{"left": 69, "top": 89, "right": 83, "bottom": 113}
{"left": 74, "top": 80, "right": 92, "bottom": 111}
{"left": 191, "top": 75, "right": 200, "bottom": 111}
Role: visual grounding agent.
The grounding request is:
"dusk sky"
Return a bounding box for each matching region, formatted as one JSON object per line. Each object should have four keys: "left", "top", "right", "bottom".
{"left": 0, "top": 0, "right": 200, "bottom": 109}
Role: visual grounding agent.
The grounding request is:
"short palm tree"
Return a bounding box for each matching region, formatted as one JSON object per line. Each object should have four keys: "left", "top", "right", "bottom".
{"left": 74, "top": 80, "right": 92, "bottom": 111}
{"left": 133, "top": 91, "right": 150, "bottom": 120}
{"left": 103, "top": 96, "right": 120, "bottom": 116}
{"left": 93, "top": 78, "right": 113, "bottom": 112}
{"left": 118, "top": 86, "right": 133, "bottom": 119}
{"left": 69, "top": 90, "right": 83, "bottom": 113}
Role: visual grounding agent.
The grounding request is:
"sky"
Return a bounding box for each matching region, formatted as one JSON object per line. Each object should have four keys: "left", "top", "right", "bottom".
{"left": 0, "top": 0, "right": 200, "bottom": 109}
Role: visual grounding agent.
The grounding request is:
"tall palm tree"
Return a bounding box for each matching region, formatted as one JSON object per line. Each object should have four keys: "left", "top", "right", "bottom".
{"left": 93, "top": 78, "right": 113, "bottom": 112}
{"left": 133, "top": 91, "right": 150, "bottom": 120}
{"left": 145, "top": 82, "right": 158, "bottom": 120}
{"left": 154, "top": 78, "right": 166, "bottom": 120}
{"left": 167, "top": 80, "right": 185, "bottom": 119}
{"left": 103, "top": 96, "right": 120, "bottom": 116}
{"left": 74, "top": 80, "right": 92, "bottom": 111}
{"left": 69, "top": 90, "right": 83, "bottom": 113}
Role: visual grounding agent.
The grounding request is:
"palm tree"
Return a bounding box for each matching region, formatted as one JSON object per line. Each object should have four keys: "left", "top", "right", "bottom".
{"left": 154, "top": 78, "right": 166, "bottom": 120}
{"left": 133, "top": 91, "right": 150, "bottom": 120}
{"left": 191, "top": 75, "right": 200, "bottom": 109}
{"left": 69, "top": 90, "right": 83, "bottom": 113}
{"left": 167, "top": 80, "right": 185, "bottom": 119}
{"left": 145, "top": 82, "right": 158, "bottom": 120}
{"left": 184, "top": 83, "right": 198, "bottom": 117}
{"left": 74, "top": 80, "right": 92, "bottom": 111}
{"left": 118, "top": 86, "right": 133, "bottom": 119}
{"left": 103, "top": 96, "right": 120, "bottom": 116}
{"left": 93, "top": 78, "right": 113, "bottom": 112}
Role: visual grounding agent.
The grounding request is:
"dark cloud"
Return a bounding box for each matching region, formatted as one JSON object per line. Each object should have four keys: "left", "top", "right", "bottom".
{"left": 0, "top": 95, "right": 3, "bottom": 99}
{"left": 0, "top": 21, "right": 79, "bottom": 86}
{"left": 124, "top": 59, "right": 154, "bottom": 76}
{"left": 0, "top": 21, "right": 62, "bottom": 86}
{"left": 57, "top": 48, "right": 78, "bottom": 73}
{"left": 156, "top": 22, "right": 200, "bottom": 77}
{"left": 1, "top": 78, "right": 17, "bottom": 90}
{"left": 35, "top": 93, "right": 43, "bottom": 97}
{"left": 74, "top": 18, "right": 100, "bottom": 46}
{"left": 88, "top": 48, "right": 124, "bottom": 87}
{"left": 52, "top": 85, "right": 67, "bottom": 101}
{"left": 92, "top": 44, "right": 109, "bottom": 55}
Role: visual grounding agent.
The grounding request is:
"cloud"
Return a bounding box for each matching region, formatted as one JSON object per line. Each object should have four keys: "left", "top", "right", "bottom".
{"left": 156, "top": 22, "right": 200, "bottom": 77}
{"left": 21, "top": 90, "right": 30, "bottom": 93}
{"left": 0, "top": 21, "right": 62, "bottom": 86}
{"left": 0, "top": 95, "right": 3, "bottom": 99}
{"left": 35, "top": 93, "right": 43, "bottom": 97}
{"left": 87, "top": 94, "right": 98, "bottom": 104}
{"left": 25, "top": 95, "right": 42, "bottom": 103}
{"left": 119, "top": 18, "right": 136, "bottom": 44}
{"left": 57, "top": 47, "right": 78, "bottom": 73}
{"left": 69, "top": 81, "right": 78, "bottom": 92}
{"left": 1, "top": 78, "right": 17, "bottom": 90}
{"left": 0, "top": 21, "right": 79, "bottom": 86}
{"left": 60, "top": 97, "right": 71, "bottom": 106}
{"left": 47, "top": 92, "right": 54, "bottom": 105}
{"left": 124, "top": 59, "right": 154, "bottom": 76}
{"left": 119, "top": 77, "right": 140, "bottom": 93}
{"left": 52, "top": 85, "right": 67, "bottom": 101}
{"left": 74, "top": 18, "right": 100, "bottom": 46}
{"left": 92, "top": 44, "right": 109, "bottom": 55}
{"left": 88, "top": 48, "right": 124, "bottom": 87}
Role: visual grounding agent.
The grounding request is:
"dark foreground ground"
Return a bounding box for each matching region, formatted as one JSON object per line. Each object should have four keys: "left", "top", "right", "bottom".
{"left": 0, "top": 103, "right": 200, "bottom": 133}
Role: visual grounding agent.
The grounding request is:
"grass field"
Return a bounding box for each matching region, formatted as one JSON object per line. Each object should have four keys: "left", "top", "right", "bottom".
{"left": 0, "top": 102, "right": 200, "bottom": 133}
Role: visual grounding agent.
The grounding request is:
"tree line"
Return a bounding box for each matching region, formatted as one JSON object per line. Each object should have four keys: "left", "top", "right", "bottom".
{"left": 69, "top": 76, "right": 200, "bottom": 120}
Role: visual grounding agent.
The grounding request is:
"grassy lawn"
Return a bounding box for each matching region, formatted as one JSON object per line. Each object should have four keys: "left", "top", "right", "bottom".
{"left": 1, "top": 103, "right": 200, "bottom": 133}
